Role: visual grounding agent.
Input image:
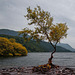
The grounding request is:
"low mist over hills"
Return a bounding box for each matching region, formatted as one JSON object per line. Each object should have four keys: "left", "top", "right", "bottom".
{"left": 0, "top": 29, "right": 74, "bottom": 52}
{"left": 57, "top": 43, "right": 75, "bottom": 52}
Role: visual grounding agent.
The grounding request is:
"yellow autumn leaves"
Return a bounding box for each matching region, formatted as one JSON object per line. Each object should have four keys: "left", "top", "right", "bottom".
{"left": 0, "top": 37, "right": 28, "bottom": 56}
{"left": 50, "top": 23, "right": 68, "bottom": 42}
{"left": 20, "top": 6, "right": 68, "bottom": 44}
{"left": 32, "top": 64, "right": 51, "bottom": 73}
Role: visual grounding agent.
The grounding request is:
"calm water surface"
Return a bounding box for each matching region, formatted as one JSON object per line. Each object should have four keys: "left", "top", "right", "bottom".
{"left": 0, "top": 52, "right": 75, "bottom": 68}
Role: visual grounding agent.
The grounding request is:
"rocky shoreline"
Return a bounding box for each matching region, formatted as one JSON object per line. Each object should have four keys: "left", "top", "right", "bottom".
{"left": 0, "top": 66, "right": 75, "bottom": 75}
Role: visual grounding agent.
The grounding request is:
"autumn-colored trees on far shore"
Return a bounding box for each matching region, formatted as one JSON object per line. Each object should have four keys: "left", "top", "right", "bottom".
{"left": 0, "top": 37, "right": 28, "bottom": 57}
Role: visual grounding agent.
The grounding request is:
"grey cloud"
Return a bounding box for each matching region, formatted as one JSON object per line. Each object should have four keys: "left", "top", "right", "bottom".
{"left": 0, "top": 0, "right": 75, "bottom": 48}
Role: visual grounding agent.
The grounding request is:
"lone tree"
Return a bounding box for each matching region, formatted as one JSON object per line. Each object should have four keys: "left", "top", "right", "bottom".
{"left": 19, "top": 6, "right": 68, "bottom": 68}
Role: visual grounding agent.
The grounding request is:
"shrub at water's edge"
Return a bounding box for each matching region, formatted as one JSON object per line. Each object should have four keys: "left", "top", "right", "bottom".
{"left": 0, "top": 37, "right": 28, "bottom": 56}
{"left": 0, "top": 34, "right": 71, "bottom": 52}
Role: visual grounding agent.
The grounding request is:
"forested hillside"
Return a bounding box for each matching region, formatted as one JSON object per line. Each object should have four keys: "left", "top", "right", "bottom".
{"left": 0, "top": 34, "right": 71, "bottom": 52}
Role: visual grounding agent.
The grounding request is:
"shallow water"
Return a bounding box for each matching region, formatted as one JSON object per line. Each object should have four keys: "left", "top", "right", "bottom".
{"left": 0, "top": 52, "right": 75, "bottom": 68}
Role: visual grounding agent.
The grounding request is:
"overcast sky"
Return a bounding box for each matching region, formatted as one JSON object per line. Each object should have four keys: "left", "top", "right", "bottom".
{"left": 0, "top": 0, "right": 75, "bottom": 48}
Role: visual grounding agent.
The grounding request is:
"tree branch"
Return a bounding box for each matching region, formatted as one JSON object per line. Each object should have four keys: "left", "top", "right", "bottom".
{"left": 45, "top": 31, "right": 55, "bottom": 48}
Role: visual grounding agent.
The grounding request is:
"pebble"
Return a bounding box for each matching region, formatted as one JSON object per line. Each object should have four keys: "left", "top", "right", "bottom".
{"left": 0, "top": 66, "right": 75, "bottom": 75}
{"left": 1, "top": 72, "right": 11, "bottom": 75}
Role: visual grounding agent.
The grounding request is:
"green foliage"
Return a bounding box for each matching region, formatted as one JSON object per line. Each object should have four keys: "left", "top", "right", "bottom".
{"left": 0, "top": 34, "right": 24, "bottom": 44}
{"left": 0, "top": 37, "right": 28, "bottom": 56}
{"left": 19, "top": 6, "right": 54, "bottom": 42}
{"left": 12, "top": 42, "right": 28, "bottom": 56}
{"left": 0, "top": 37, "right": 14, "bottom": 56}
{"left": 9, "top": 38, "right": 16, "bottom": 43}
{"left": 0, "top": 34, "right": 71, "bottom": 52}
{"left": 19, "top": 6, "right": 68, "bottom": 52}
{"left": 50, "top": 23, "right": 68, "bottom": 42}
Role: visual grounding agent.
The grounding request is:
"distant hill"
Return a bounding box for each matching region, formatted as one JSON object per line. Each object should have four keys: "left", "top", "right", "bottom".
{"left": 0, "top": 34, "right": 71, "bottom": 52}
{"left": 0, "top": 29, "right": 19, "bottom": 36}
{"left": 0, "top": 29, "right": 72, "bottom": 52}
{"left": 57, "top": 43, "right": 75, "bottom": 52}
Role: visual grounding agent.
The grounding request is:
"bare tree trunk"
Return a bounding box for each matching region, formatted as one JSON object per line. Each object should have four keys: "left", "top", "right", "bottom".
{"left": 48, "top": 46, "right": 56, "bottom": 65}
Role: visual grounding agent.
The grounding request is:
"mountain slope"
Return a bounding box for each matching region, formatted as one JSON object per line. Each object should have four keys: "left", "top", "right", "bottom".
{"left": 0, "top": 29, "right": 18, "bottom": 36}
{"left": 0, "top": 29, "right": 72, "bottom": 52}
{"left": 0, "top": 34, "right": 71, "bottom": 52}
{"left": 57, "top": 43, "right": 75, "bottom": 52}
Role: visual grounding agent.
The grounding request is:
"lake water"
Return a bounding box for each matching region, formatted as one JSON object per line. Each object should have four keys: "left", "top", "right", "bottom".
{"left": 0, "top": 52, "right": 75, "bottom": 68}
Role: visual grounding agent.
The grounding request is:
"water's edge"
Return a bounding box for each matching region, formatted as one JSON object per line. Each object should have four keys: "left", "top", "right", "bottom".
{"left": 0, "top": 52, "right": 75, "bottom": 68}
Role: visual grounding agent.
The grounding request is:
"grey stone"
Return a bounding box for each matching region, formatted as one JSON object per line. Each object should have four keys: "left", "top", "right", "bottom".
{"left": 1, "top": 72, "right": 11, "bottom": 75}
{"left": 10, "top": 72, "right": 18, "bottom": 75}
